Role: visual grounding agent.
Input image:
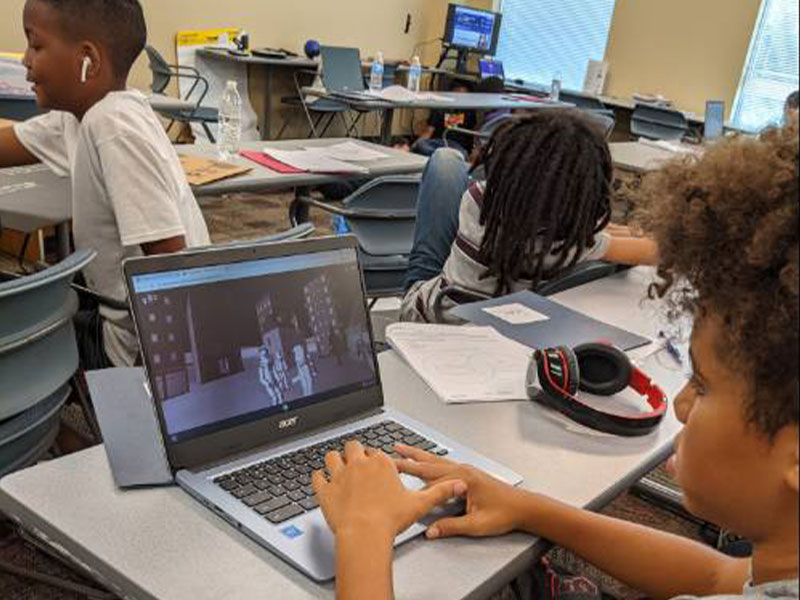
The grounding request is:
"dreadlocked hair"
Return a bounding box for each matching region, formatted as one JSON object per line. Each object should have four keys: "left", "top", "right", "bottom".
{"left": 474, "top": 109, "right": 613, "bottom": 295}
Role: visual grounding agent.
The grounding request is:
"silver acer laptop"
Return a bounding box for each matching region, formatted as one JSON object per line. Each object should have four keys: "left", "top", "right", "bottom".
{"left": 123, "top": 235, "right": 522, "bottom": 582}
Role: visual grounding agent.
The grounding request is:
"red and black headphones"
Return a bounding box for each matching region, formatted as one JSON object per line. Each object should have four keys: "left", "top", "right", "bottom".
{"left": 526, "top": 343, "right": 668, "bottom": 437}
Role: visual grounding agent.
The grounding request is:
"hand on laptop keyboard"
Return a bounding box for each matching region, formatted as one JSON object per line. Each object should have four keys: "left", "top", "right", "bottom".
{"left": 213, "top": 420, "right": 449, "bottom": 524}
{"left": 311, "top": 439, "right": 467, "bottom": 540}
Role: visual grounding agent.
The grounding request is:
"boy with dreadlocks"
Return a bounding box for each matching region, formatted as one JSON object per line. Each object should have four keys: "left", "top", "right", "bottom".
{"left": 0, "top": 0, "right": 209, "bottom": 369}
{"left": 401, "top": 109, "right": 657, "bottom": 323}
{"left": 311, "top": 119, "right": 799, "bottom": 600}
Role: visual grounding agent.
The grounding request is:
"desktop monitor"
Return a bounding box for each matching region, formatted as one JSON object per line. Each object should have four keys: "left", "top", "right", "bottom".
{"left": 443, "top": 4, "right": 503, "bottom": 56}
{"left": 479, "top": 59, "right": 505, "bottom": 80}
{"left": 705, "top": 100, "right": 725, "bottom": 141}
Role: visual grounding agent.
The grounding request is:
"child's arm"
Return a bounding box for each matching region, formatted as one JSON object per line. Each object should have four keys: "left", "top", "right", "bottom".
{"left": 0, "top": 126, "right": 39, "bottom": 168}
{"left": 602, "top": 235, "right": 660, "bottom": 266}
{"left": 397, "top": 447, "right": 750, "bottom": 600}
{"left": 141, "top": 236, "right": 187, "bottom": 256}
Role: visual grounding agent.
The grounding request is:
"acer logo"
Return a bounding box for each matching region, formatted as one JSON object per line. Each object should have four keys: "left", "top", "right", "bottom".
{"left": 279, "top": 417, "right": 299, "bottom": 430}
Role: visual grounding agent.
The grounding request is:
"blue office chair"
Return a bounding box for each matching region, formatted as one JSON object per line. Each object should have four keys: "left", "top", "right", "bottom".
{"left": 296, "top": 176, "right": 420, "bottom": 305}
{"left": 0, "top": 249, "right": 115, "bottom": 598}
{"left": 559, "top": 90, "right": 607, "bottom": 111}
{"left": 0, "top": 96, "right": 45, "bottom": 121}
{"left": 278, "top": 69, "right": 352, "bottom": 139}
{"left": 432, "top": 260, "right": 620, "bottom": 323}
{"left": 631, "top": 104, "right": 688, "bottom": 141}
{"left": 145, "top": 45, "right": 220, "bottom": 143}
{"left": 586, "top": 109, "right": 617, "bottom": 140}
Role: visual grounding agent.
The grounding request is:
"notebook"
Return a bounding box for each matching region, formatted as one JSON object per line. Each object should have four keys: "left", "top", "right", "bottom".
{"left": 450, "top": 290, "right": 651, "bottom": 352}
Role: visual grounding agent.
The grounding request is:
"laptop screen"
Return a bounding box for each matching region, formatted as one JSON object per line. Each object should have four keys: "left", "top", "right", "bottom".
{"left": 128, "top": 247, "right": 378, "bottom": 445}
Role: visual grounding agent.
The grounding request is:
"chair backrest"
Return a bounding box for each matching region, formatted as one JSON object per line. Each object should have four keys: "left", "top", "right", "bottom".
{"left": 0, "top": 249, "right": 96, "bottom": 421}
{"left": 631, "top": 104, "right": 688, "bottom": 141}
{"left": 0, "top": 97, "right": 46, "bottom": 120}
{"left": 211, "top": 223, "right": 316, "bottom": 250}
{"left": 536, "top": 260, "right": 619, "bottom": 297}
{"left": 343, "top": 176, "right": 420, "bottom": 257}
{"left": 320, "top": 46, "right": 366, "bottom": 93}
{"left": 145, "top": 45, "right": 173, "bottom": 94}
{"left": 560, "top": 90, "right": 606, "bottom": 111}
{"left": 586, "top": 109, "right": 616, "bottom": 140}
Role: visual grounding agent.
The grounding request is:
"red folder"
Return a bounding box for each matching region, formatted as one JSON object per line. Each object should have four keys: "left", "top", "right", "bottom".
{"left": 240, "top": 150, "right": 306, "bottom": 174}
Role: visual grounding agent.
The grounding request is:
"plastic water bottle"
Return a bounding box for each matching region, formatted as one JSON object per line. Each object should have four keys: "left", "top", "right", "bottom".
{"left": 369, "top": 52, "right": 385, "bottom": 93}
{"left": 217, "top": 80, "right": 242, "bottom": 161}
{"left": 407, "top": 55, "right": 422, "bottom": 93}
{"left": 550, "top": 72, "right": 562, "bottom": 102}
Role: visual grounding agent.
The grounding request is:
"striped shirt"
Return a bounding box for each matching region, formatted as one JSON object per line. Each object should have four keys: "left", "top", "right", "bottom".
{"left": 400, "top": 182, "right": 610, "bottom": 324}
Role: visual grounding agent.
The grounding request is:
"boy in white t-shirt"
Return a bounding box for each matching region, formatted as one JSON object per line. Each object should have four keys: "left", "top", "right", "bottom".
{"left": 0, "top": 0, "right": 210, "bottom": 369}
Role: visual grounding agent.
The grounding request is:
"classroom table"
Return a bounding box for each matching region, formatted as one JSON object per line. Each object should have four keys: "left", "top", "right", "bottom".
{"left": 196, "top": 48, "right": 318, "bottom": 139}
{"left": 0, "top": 267, "right": 688, "bottom": 600}
{"left": 0, "top": 139, "right": 425, "bottom": 261}
{"left": 609, "top": 141, "right": 689, "bottom": 174}
{"left": 181, "top": 138, "right": 427, "bottom": 224}
{"left": 304, "top": 90, "right": 573, "bottom": 144}
{"left": 0, "top": 164, "right": 71, "bottom": 260}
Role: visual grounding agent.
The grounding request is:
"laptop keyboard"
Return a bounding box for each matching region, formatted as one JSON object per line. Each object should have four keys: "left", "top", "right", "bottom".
{"left": 212, "top": 420, "right": 449, "bottom": 525}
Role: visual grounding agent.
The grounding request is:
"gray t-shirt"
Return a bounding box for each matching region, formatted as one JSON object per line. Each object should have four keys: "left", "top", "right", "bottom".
{"left": 674, "top": 579, "right": 799, "bottom": 600}
{"left": 15, "top": 90, "right": 210, "bottom": 367}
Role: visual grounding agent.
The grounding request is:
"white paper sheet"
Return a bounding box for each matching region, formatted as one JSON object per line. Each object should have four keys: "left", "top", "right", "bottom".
{"left": 264, "top": 148, "right": 370, "bottom": 174}
{"left": 482, "top": 303, "right": 550, "bottom": 325}
{"left": 386, "top": 323, "right": 532, "bottom": 404}
{"left": 307, "top": 141, "right": 388, "bottom": 162}
{"left": 366, "top": 85, "right": 455, "bottom": 104}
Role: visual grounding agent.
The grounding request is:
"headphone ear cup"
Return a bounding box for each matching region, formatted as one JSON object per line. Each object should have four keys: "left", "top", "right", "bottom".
{"left": 574, "top": 343, "right": 631, "bottom": 396}
{"left": 537, "top": 346, "right": 580, "bottom": 398}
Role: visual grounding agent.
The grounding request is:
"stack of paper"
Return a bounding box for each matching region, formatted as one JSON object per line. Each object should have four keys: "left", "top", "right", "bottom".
{"left": 304, "top": 141, "right": 388, "bottom": 162}
{"left": 367, "top": 85, "right": 454, "bottom": 104}
{"left": 262, "top": 148, "right": 370, "bottom": 174}
{"left": 386, "top": 323, "right": 533, "bottom": 404}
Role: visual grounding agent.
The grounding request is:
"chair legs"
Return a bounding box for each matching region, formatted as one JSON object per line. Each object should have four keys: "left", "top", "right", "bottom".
{"left": 200, "top": 121, "right": 217, "bottom": 144}
{"left": 69, "top": 374, "right": 103, "bottom": 443}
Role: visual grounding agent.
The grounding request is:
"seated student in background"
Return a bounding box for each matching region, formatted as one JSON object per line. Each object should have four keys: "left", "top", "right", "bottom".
{"left": 0, "top": 0, "right": 210, "bottom": 370}
{"left": 411, "top": 81, "right": 477, "bottom": 158}
{"left": 313, "top": 119, "right": 800, "bottom": 600}
{"left": 401, "top": 110, "right": 657, "bottom": 323}
{"left": 786, "top": 90, "right": 799, "bottom": 124}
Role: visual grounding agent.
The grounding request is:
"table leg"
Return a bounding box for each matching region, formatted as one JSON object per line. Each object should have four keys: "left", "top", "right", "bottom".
{"left": 55, "top": 222, "right": 71, "bottom": 260}
{"left": 264, "top": 67, "right": 274, "bottom": 140}
{"left": 380, "top": 108, "right": 396, "bottom": 145}
{"left": 289, "top": 186, "right": 311, "bottom": 226}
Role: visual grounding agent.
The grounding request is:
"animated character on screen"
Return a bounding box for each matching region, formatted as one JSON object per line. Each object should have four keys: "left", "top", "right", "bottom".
{"left": 292, "top": 344, "right": 314, "bottom": 396}
{"left": 274, "top": 351, "right": 291, "bottom": 392}
{"left": 258, "top": 347, "right": 283, "bottom": 406}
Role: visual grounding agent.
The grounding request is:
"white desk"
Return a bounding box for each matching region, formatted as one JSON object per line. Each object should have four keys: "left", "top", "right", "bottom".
{"left": 182, "top": 138, "right": 427, "bottom": 224}
{"left": 610, "top": 141, "right": 683, "bottom": 174}
{"left": 304, "top": 90, "right": 572, "bottom": 145}
{"left": 0, "top": 268, "right": 687, "bottom": 600}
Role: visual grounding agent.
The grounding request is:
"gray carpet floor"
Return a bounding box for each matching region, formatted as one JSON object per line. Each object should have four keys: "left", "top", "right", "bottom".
{"left": 0, "top": 190, "right": 705, "bottom": 599}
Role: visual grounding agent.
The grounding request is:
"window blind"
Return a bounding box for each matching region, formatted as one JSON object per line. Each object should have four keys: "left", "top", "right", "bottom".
{"left": 495, "top": 0, "right": 616, "bottom": 91}
{"left": 732, "top": 0, "right": 799, "bottom": 132}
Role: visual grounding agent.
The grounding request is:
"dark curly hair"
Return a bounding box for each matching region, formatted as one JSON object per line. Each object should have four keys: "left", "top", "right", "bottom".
{"left": 639, "top": 118, "right": 799, "bottom": 438}
{"left": 475, "top": 110, "right": 613, "bottom": 295}
{"left": 33, "top": 0, "right": 146, "bottom": 77}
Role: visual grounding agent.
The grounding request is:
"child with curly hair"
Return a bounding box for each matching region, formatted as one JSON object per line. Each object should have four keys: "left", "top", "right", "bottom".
{"left": 311, "top": 119, "right": 799, "bottom": 600}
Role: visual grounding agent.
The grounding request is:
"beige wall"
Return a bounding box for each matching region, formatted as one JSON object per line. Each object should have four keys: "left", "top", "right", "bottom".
{"left": 604, "top": 0, "right": 761, "bottom": 117}
{"left": 1, "top": 0, "right": 760, "bottom": 119}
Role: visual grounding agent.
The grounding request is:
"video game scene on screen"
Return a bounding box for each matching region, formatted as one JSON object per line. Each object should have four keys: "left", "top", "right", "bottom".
{"left": 133, "top": 264, "right": 375, "bottom": 440}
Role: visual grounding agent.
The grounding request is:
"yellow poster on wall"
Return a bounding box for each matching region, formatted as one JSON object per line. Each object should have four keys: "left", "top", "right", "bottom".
{"left": 175, "top": 28, "right": 240, "bottom": 49}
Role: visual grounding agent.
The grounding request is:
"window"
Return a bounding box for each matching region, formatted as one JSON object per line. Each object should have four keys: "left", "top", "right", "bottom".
{"left": 732, "top": 0, "right": 799, "bottom": 132}
{"left": 495, "top": 0, "right": 616, "bottom": 91}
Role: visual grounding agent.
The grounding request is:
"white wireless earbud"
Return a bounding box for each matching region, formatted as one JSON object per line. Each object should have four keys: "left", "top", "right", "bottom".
{"left": 80, "top": 56, "right": 92, "bottom": 84}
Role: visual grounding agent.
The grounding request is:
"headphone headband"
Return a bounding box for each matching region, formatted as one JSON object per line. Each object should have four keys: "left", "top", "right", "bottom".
{"left": 529, "top": 344, "right": 668, "bottom": 437}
